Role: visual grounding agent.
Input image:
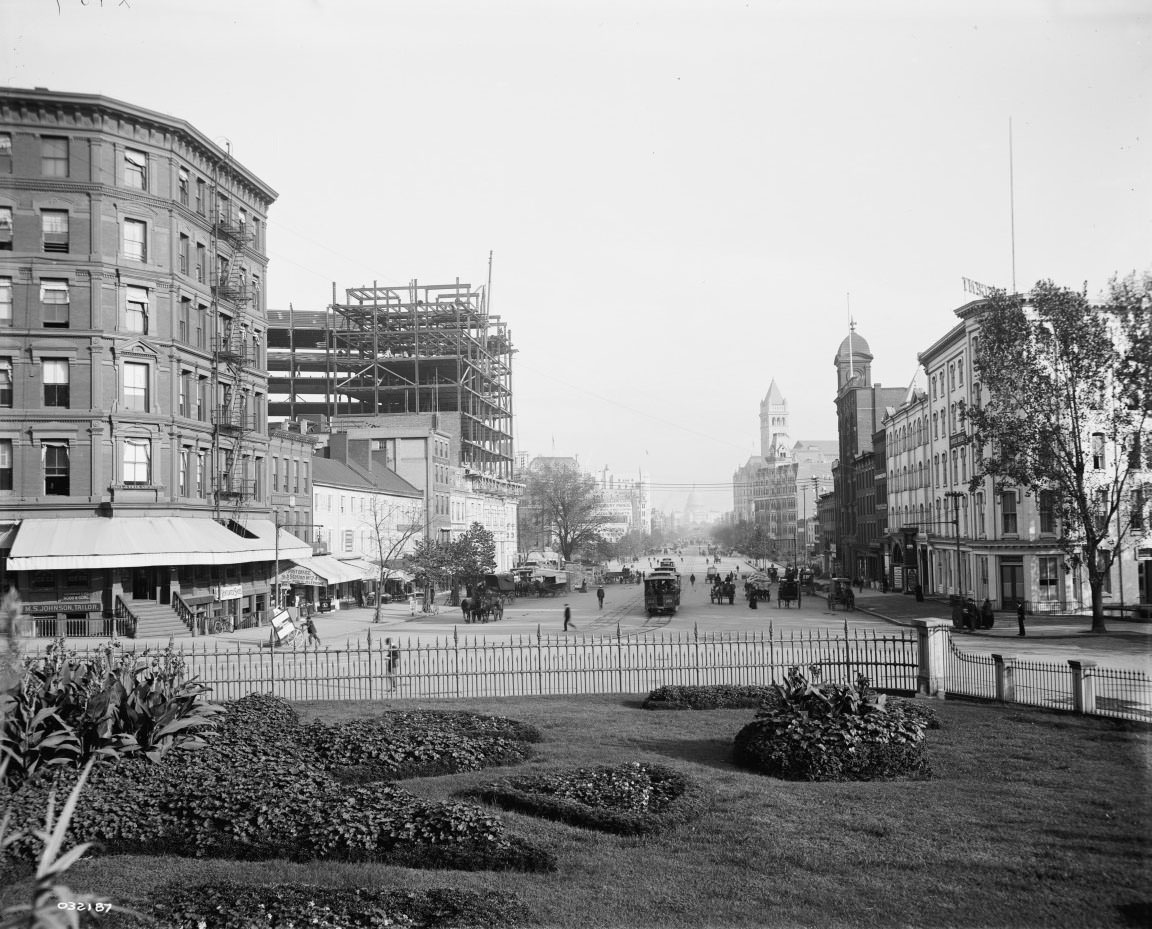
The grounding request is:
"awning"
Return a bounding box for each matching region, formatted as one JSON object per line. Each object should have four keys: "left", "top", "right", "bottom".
{"left": 485, "top": 573, "right": 515, "bottom": 592}
{"left": 338, "top": 557, "right": 379, "bottom": 580}
{"left": 7, "top": 516, "right": 300, "bottom": 572}
{"left": 290, "top": 554, "right": 367, "bottom": 585}
{"left": 243, "top": 519, "right": 313, "bottom": 561}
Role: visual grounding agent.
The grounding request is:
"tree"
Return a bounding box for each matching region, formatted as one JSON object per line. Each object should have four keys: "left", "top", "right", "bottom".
{"left": 523, "top": 461, "right": 604, "bottom": 562}
{"left": 362, "top": 497, "right": 424, "bottom": 623}
{"left": 967, "top": 277, "right": 1151, "bottom": 633}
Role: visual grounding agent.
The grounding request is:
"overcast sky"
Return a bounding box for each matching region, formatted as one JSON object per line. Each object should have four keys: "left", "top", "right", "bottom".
{"left": 4, "top": 0, "right": 1149, "bottom": 514}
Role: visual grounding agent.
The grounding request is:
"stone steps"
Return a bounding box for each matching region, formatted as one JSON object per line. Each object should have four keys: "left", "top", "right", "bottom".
{"left": 126, "top": 598, "right": 191, "bottom": 638}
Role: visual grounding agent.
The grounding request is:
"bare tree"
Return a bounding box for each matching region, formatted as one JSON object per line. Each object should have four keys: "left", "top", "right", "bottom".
{"left": 361, "top": 497, "right": 425, "bottom": 623}
{"left": 524, "top": 461, "right": 604, "bottom": 562}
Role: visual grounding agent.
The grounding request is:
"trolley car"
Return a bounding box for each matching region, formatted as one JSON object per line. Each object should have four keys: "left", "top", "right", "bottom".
{"left": 644, "top": 565, "right": 681, "bottom": 616}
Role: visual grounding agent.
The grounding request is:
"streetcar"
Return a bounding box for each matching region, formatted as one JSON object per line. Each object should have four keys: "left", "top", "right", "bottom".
{"left": 644, "top": 566, "right": 681, "bottom": 616}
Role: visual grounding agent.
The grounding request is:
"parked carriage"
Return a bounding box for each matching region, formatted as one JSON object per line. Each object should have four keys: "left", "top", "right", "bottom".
{"left": 777, "top": 577, "right": 801, "bottom": 608}
{"left": 826, "top": 577, "right": 856, "bottom": 611}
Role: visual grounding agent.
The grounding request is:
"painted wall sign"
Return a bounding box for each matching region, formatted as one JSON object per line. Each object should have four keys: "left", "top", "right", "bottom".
{"left": 23, "top": 602, "right": 102, "bottom": 614}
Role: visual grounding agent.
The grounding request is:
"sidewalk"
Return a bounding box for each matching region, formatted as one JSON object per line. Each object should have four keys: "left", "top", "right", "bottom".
{"left": 850, "top": 586, "right": 1152, "bottom": 671}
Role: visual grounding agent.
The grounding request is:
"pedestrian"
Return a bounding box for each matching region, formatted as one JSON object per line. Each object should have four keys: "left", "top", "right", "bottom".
{"left": 726, "top": 582, "right": 735, "bottom": 606}
{"left": 563, "top": 603, "right": 574, "bottom": 632}
{"left": 689, "top": 573, "right": 696, "bottom": 589}
{"left": 460, "top": 595, "right": 471, "bottom": 624}
{"left": 1017, "top": 600, "right": 1026, "bottom": 637}
{"left": 596, "top": 585, "right": 605, "bottom": 609}
{"left": 409, "top": 593, "right": 417, "bottom": 616}
{"left": 385, "top": 637, "right": 400, "bottom": 691}
{"left": 881, "top": 576, "right": 888, "bottom": 594}
{"left": 981, "top": 598, "right": 994, "bottom": 629}
{"left": 304, "top": 615, "right": 320, "bottom": 647}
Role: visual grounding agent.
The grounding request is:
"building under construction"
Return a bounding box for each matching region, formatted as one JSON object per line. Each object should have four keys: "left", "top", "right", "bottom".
{"left": 266, "top": 280, "right": 515, "bottom": 479}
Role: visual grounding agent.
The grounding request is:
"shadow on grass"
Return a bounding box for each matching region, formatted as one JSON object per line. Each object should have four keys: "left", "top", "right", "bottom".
{"left": 627, "top": 736, "right": 740, "bottom": 771}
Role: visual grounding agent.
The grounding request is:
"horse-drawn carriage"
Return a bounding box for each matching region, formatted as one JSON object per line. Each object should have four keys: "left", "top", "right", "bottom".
{"left": 826, "top": 577, "right": 856, "bottom": 611}
{"left": 777, "top": 577, "right": 801, "bottom": 608}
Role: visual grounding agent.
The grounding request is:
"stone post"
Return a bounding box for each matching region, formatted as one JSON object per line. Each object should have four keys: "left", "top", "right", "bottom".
{"left": 912, "top": 618, "right": 951, "bottom": 699}
{"left": 1068, "top": 660, "right": 1097, "bottom": 714}
{"left": 992, "top": 654, "right": 1015, "bottom": 703}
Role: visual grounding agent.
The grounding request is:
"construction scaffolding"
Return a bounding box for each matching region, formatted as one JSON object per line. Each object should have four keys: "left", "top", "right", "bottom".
{"left": 266, "top": 279, "right": 515, "bottom": 479}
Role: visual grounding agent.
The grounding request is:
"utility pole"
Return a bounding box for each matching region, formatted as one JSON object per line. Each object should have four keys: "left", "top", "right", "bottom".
{"left": 944, "top": 491, "right": 964, "bottom": 601}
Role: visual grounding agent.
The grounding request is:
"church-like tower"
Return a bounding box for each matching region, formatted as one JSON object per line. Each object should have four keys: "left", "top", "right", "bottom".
{"left": 759, "top": 379, "right": 790, "bottom": 461}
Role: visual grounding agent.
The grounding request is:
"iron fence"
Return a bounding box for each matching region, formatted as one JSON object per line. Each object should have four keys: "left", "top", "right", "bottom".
{"left": 1091, "top": 666, "right": 1152, "bottom": 722}
{"left": 25, "top": 627, "right": 920, "bottom": 703}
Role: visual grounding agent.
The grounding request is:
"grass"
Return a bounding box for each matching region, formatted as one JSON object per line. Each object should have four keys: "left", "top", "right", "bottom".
{"left": 3, "top": 694, "right": 1150, "bottom": 929}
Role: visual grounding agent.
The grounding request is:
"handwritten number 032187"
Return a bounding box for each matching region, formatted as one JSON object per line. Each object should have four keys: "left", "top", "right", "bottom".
{"left": 57, "top": 902, "right": 113, "bottom": 913}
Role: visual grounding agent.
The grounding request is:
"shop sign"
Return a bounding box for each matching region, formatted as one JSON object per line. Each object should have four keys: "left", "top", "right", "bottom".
{"left": 278, "top": 565, "right": 325, "bottom": 586}
{"left": 23, "top": 601, "right": 102, "bottom": 614}
{"left": 217, "top": 584, "right": 243, "bottom": 601}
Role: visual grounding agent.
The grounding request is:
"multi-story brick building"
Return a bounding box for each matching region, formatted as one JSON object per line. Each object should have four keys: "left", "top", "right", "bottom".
{"left": 0, "top": 87, "right": 309, "bottom": 636}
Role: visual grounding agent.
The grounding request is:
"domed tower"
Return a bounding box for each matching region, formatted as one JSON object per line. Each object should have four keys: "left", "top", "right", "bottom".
{"left": 759, "top": 379, "right": 790, "bottom": 461}
{"left": 834, "top": 323, "right": 873, "bottom": 392}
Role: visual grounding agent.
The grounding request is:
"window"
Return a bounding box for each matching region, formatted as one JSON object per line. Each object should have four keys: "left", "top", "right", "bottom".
{"left": 932, "top": 412, "right": 938, "bottom": 439}
{"left": 960, "top": 448, "right": 967, "bottom": 482}
{"left": 123, "top": 439, "right": 150, "bottom": 485}
{"left": 302, "top": 461, "right": 309, "bottom": 492}
{"left": 42, "top": 360, "right": 69, "bottom": 407}
{"left": 125, "top": 286, "right": 149, "bottom": 334}
{"left": 0, "top": 439, "right": 11, "bottom": 491}
{"left": 179, "top": 297, "right": 191, "bottom": 343}
{"left": 41, "top": 137, "right": 68, "bottom": 177}
{"left": 292, "top": 460, "right": 299, "bottom": 493}
{"left": 178, "top": 372, "right": 189, "bottom": 417}
{"left": 42, "top": 210, "right": 69, "bottom": 253}
{"left": 195, "top": 178, "right": 205, "bottom": 215}
{"left": 951, "top": 450, "right": 958, "bottom": 485}
{"left": 1133, "top": 486, "right": 1147, "bottom": 531}
{"left": 179, "top": 449, "right": 189, "bottom": 496}
{"left": 41, "top": 281, "right": 69, "bottom": 327}
{"left": 958, "top": 360, "right": 964, "bottom": 386}
{"left": 0, "top": 133, "right": 10, "bottom": 156}
{"left": 179, "top": 234, "right": 190, "bottom": 275}
{"left": 1036, "top": 556, "right": 1060, "bottom": 603}
{"left": 1098, "top": 551, "right": 1112, "bottom": 594}
{"left": 272, "top": 457, "right": 280, "bottom": 493}
{"left": 1001, "top": 491, "right": 1018, "bottom": 534}
{"left": 122, "top": 362, "right": 148, "bottom": 411}
{"left": 43, "top": 442, "right": 69, "bottom": 495}
{"left": 0, "top": 206, "right": 11, "bottom": 250}
{"left": 976, "top": 492, "right": 985, "bottom": 536}
{"left": 344, "top": 530, "right": 354, "bottom": 553}
{"left": 1091, "top": 433, "right": 1105, "bottom": 469}
{"left": 0, "top": 358, "right": 10, "bottom": 408}
{"left": 949, "top": 364, "right": 955, "bottom": 391}
{"left": 1039, "top": 491, "right": 1056, "bottom": 534}
{"left": 178, "top": 168, "right": 189, "bottom": 205}
{"left": 124, "top": 149, "right": 147, "bottom": 189}
{"left": 0, "top": 279, "right": 10, "bottom": 326}
{"left": 123, "top": 219, "right": 146, "bottom": 262}
{"left": 196, "top": 451, "right": 206, "bottom": 496}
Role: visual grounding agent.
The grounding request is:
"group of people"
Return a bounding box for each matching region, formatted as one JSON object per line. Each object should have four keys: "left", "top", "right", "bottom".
{"left": 710, "top": 574, "right": 738, "bottom": 605}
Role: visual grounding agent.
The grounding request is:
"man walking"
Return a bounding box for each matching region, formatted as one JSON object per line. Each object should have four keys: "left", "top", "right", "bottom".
{"left": 596, "top": 585, "right": 605, "bottom": 609}
{"left": 563, "top": 603, "right": 574, "bottom": 632}
{"left": 1017, "top": 600, "right": 1027, "bottom": 637}
{"left": 384, "top": 637, "right": 400, "bottom": 691}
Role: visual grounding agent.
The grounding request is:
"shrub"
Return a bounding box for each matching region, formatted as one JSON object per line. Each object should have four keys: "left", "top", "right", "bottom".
{"left": 732, "top": 667, "right": 932, "bottom": 782}
{"left": 473, "top": 761, "right": 702, "bottom": 835}
{"left": 140, "top": 882, "right": 532, "bottom": 929}
{"left": 2, "top": 638, "right": 220, "bottom": 789}
{"left": 643, "top": 684, "right": 776, "bottom": 710}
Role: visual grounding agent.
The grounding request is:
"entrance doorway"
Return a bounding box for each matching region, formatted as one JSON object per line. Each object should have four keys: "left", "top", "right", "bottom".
{"left": 999, "top": 560, "right": 1024, "bottom": 608}
{"left": 131, "top": 567, "right": 154, "bottom": 600}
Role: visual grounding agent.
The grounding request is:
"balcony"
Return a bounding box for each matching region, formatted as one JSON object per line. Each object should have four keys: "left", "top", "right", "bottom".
{"left": 213, "top": 333, "right": 250, "bottom": 364}
{"left": 213, "top": 404, "right": 253, "bottom": 433}
{"left": 215, "top": 476, "right": 256, "bottom": 499}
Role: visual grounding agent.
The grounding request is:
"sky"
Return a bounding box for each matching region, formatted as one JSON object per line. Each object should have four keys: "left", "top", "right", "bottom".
{"left": 3, "top": 0, "right": 1150, "bottom": 515}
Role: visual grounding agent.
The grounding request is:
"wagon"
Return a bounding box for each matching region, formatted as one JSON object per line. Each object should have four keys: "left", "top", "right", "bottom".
{"left": 826, "top": 577, "right": 856, "bottom": 611}
{"left": 777, "top": 578, "right": 801, "bottom": 608}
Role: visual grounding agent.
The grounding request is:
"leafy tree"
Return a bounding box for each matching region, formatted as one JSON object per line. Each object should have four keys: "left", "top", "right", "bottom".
{"left": 967, "top": 277, "right": 1151, "bottom": 632}
{"left": 405, "top": 522, "right": 497, "bottom": 607}
{"left": 524, "top": 461, "right": 604, "bottom": 562}
{"left": 361, "top": 498, "right": 424, "bottom": 623}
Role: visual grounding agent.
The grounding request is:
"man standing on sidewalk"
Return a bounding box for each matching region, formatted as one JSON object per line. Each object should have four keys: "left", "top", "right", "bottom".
{"left": 597, "top": 585, "right": 605, "bottom": 609}
{"left": 1017, "top": 600, "right": 1027, "bottom": 637}
{"left": 563, "top": 603, "right": 574, "bottom": 631}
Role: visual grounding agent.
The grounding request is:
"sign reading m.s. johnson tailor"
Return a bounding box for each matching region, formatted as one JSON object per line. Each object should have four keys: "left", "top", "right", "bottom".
{"left": 24, "top": 602, "right": 102, "bottom": 614}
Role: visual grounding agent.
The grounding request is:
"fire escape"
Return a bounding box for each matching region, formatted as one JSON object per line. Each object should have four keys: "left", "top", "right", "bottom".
{"left": 209, "top": 166, "right": 255, "bottom": 527}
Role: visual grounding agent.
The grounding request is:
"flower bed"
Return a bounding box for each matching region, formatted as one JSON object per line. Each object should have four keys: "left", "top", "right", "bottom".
{"left": 642, "top": 684, "right": 776, "bottom": 710}
{"left": 143, "top": 882, "right": 531, "bottom": 929}
{"left": 732, "top": 668, "right": 934, "bottom": 782}
{"left": 2, "top": 695, "right": 554, "bottom": 876}
{"left": 472, "top": 761, "right": 701, "bottom": 835}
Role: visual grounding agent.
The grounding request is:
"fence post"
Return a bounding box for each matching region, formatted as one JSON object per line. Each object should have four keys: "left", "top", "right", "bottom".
{"left": 1069, "top": 660, "right": 1097, "bottom": 714}
{"left": 991, "top": 654, "right": 1015, "bottom": 703}
{"left": 911, "top": 618, "right": 951, "bottom": 699}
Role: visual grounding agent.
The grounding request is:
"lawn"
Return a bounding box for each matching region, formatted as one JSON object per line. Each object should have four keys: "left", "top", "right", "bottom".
{"left": 4, "top": 694, "right": 1150, "bottom": 929}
